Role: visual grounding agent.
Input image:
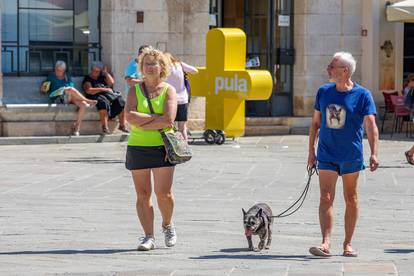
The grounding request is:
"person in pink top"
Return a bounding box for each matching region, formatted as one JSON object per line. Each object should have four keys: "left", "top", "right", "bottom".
{"left": 164, "top": 53, "right": 198, "bottom": 140}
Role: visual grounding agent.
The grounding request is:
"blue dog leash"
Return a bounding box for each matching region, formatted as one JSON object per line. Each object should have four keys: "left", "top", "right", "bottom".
{"left": 272, "top": 165, "right": 318, "bottom": 218}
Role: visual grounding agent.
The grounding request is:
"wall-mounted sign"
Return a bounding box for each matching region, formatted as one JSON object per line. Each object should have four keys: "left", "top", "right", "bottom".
{"left": 209, "top": 14, "right": 217, "bottom": 26}
{"left": 136, "top": 11, "right": 144, "bottom": 23}
{"left": 278, "top": 15, "right": 290, "bottom": 27}
{"left": 246, "top": 56, "right": 260, "bottom": 68}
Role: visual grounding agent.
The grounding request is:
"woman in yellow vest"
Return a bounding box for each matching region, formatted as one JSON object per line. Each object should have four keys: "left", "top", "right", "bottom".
{"left": 125, "top": 47, "right": 177, "bottom": 251}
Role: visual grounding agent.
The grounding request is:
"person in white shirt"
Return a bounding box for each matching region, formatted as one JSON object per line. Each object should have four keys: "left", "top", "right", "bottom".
{"left": 164, "top": 53, "right": 198, "bottom": 140}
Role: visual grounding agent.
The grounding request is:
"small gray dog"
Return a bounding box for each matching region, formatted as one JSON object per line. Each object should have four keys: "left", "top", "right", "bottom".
{"left": 242, "top": 203, "right": 274, "bottom": 251}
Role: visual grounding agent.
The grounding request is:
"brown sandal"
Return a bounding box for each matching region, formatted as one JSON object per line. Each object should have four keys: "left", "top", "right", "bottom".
{"left": 405, "top": 151, "right": 414, "bottom": 165}
{"left": 118, "top": 125, "right": 129, "bottom": 133}
{"left": 343, "top": 250, "right": 358, "bottom": 257}
{"left": 309, "top": 246, "right": 331, "bottom": 257}
{"left": 72, "top": 124, "right": 80, "bottom": 136}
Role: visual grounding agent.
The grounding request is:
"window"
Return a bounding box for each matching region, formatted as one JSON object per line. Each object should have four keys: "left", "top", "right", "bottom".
{"left": 1, "top": 0, "right": 101, "bottom": 76}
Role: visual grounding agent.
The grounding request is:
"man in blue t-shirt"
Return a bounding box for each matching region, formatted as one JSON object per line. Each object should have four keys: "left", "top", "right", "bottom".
{"left": 308, "top": 52, "right": 379, "bottom": 258}
{"left": 124, "top": 45, "right": 151, "bottom": 94}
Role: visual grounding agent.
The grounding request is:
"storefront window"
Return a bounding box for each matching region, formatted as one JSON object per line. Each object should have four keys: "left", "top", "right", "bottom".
{"left": 1, "top": 0, "right": 101, "bottom": 76}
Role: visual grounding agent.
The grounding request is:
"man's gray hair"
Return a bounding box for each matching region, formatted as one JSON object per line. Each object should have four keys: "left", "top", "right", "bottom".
{"left": 333, "top": 52, "right": 356, "bottom": 76}
{"left": 91, "top": 61, "right": 104, "bottom": 70}
{"left": 55, "top": 60, "right": 67, "bottom": 71}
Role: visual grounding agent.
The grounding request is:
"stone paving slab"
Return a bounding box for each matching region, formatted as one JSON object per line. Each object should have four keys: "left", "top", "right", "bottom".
{"left": 0, "top": 135, "right": 413, "bottom": 275}
{"left": 0, "top": 134, "right": 129, "bottom": 145}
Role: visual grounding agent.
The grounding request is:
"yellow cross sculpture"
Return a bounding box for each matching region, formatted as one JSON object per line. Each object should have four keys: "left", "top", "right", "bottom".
{"left": 188, "top": 28, "right": 273, "bottom": 137}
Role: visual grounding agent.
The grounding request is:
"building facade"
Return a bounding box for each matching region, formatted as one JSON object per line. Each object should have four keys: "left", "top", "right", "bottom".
{"left": 0, "top": 0, "right": 411, "bottom": 135}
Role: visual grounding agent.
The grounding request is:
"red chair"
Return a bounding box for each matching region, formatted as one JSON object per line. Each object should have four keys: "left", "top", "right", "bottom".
{"left": 381, "top": 91, "right": 398, "bottom": 133}
{"left": 390, "top": 95, "right": 411, "bottom": 137}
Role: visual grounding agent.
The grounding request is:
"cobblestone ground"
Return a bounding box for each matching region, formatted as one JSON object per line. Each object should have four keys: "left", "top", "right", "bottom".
{"left": 0, "top": 135, "right": 413, "bottom": 275}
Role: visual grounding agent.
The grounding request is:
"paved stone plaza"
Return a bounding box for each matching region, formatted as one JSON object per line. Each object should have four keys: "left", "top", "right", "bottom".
{"left": 0, "top": 135, "right": 413, "bottom": 275}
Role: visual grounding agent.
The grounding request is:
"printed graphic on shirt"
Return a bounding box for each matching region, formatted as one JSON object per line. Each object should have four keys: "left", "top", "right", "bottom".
{"left": 326, "top": 104, "right": 346, "bottom": 129}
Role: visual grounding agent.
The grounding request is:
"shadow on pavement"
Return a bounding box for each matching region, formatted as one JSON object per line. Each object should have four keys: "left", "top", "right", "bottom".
{"left": 378, "top": 165, "right": 411, "bottom": 169}
{"left": 219, "top": 247, "right": 250, "bottom": 253}
{"left": 0, "top": 248, "right": 137, "bottom": 255}
{"left": 384, "top": 249, "right": 414, "bottom": 254}
{"left": 189, "top": 248, "right": 312, "bottom": 261}
{"left": 188, "top": 141, "right": 216, "bottom": 146}
{"left": 378, "top": 133, "right": 414, "bottom": 142}
{"left": 57, "top": 158, "right": 124, "bottom": 164}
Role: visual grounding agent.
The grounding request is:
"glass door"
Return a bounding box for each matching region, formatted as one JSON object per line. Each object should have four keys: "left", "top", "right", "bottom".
{"left": 244, "top": 0, "right": 272, "bottom": 116}
{"left": 221, "top": 0, "right": 271, "bottom": 116}
{"left": 271, "top": 0, "right": 294, "bottom": 116}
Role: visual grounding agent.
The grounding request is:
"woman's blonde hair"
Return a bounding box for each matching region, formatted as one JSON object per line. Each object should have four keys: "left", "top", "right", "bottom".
{"left": 164, "top": 52, "right": 181, "bottom": 64}
{"left": 138, "top": 47, "right": 171, "bottom": 80}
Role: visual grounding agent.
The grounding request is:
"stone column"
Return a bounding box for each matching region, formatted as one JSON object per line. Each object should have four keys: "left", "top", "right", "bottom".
{"left": 183, "top": 0, "right": 209, "bottom": 130}
{"left": 293, "top": 0, "right": 363, "bottom": 116}
{"left": 361, "top": 0, "right": 381, "bottom": 103}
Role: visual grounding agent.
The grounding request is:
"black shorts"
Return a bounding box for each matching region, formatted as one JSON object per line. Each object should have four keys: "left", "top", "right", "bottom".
{"left": 125, "top": 145, "right": 175, "bottom": 170}
{"left": 87, "top": 93, "right": 125, "bottom": 119}
{"left": 175, "top": 103, "right": 188, "bottom": 122}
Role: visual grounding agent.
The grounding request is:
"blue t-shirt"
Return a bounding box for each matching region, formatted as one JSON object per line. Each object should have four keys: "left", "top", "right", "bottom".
{"left": 314, "top": 82, "right": 376, "bottom": 162}
{"left": 46, "top": 73, "right": 74, "bottom": 98}
{"left": 124, "top": 59, "right": 141, "bottom": 93}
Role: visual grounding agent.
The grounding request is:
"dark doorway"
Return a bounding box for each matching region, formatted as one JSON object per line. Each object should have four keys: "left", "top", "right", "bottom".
{"left": 404, "top": 23, "right": 414, "bottom": 78}
{"left": 217, "top": 0, "right": 294, "bottom": 116}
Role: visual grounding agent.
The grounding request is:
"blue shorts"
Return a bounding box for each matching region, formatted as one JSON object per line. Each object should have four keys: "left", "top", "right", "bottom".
{"left": 317, "top": 160, "right": 365, "bottom": 176}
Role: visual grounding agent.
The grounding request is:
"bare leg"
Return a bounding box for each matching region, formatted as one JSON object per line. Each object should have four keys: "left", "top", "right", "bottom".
{"left": 99, "top": 109, "right": 109, "bottom": 131}
{"left": 342, "top": 171, "right": 360, "bottom": 253}
{"left": 318, "top": 170, "right": 338, "bottom": 252}
{"left": 409, "top": 145, "right": 414, "bottom": 155}
{"left": 177, "top": 121, "right": 188, "bottom": 140}
{"left": 405, "top": 145, "right": 414, "bottom": 164}
{"left": 71, "top": 99, "right": 88, "bottom": 133}
{"left": 153, "top": 166, "right": 175, "bottom": 227}
{"left": 131, "top": 169, "right": 154, "bottom": 237}
{"left": 118, "top": 110, "right": 126, "bottom": 128}
{"left": 65, "top": 87, "right": 97, "bottom": 106}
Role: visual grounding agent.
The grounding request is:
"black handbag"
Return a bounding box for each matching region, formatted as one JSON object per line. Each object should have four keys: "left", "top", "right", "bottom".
{"left": 142, "top": 83, "right": 192, "bottom": 165}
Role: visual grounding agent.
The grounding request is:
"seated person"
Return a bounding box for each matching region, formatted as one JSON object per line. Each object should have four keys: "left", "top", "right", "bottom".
{"left": 82, "top": 62, "right": 128, "bottom": 134}
{"left": 40, "top": 60, "right": 97, "bottom": 136}
{"left": 404, "top": 75, "right": 414, "bottom": 112}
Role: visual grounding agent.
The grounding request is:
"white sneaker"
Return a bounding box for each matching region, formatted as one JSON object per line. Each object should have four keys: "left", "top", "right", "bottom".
{"left": 162, "top": 224, "right": 177, "bottom": 247}
{"left": 137, "top": 236, "right": 155, "bottom": 251}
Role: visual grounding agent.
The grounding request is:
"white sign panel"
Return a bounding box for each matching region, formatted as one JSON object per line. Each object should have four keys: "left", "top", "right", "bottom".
{"left": 209, "top": 14, "right": 217, "bottom": 26}
{"left": 278, "top": 15, "right": 290, "bottom": 27}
